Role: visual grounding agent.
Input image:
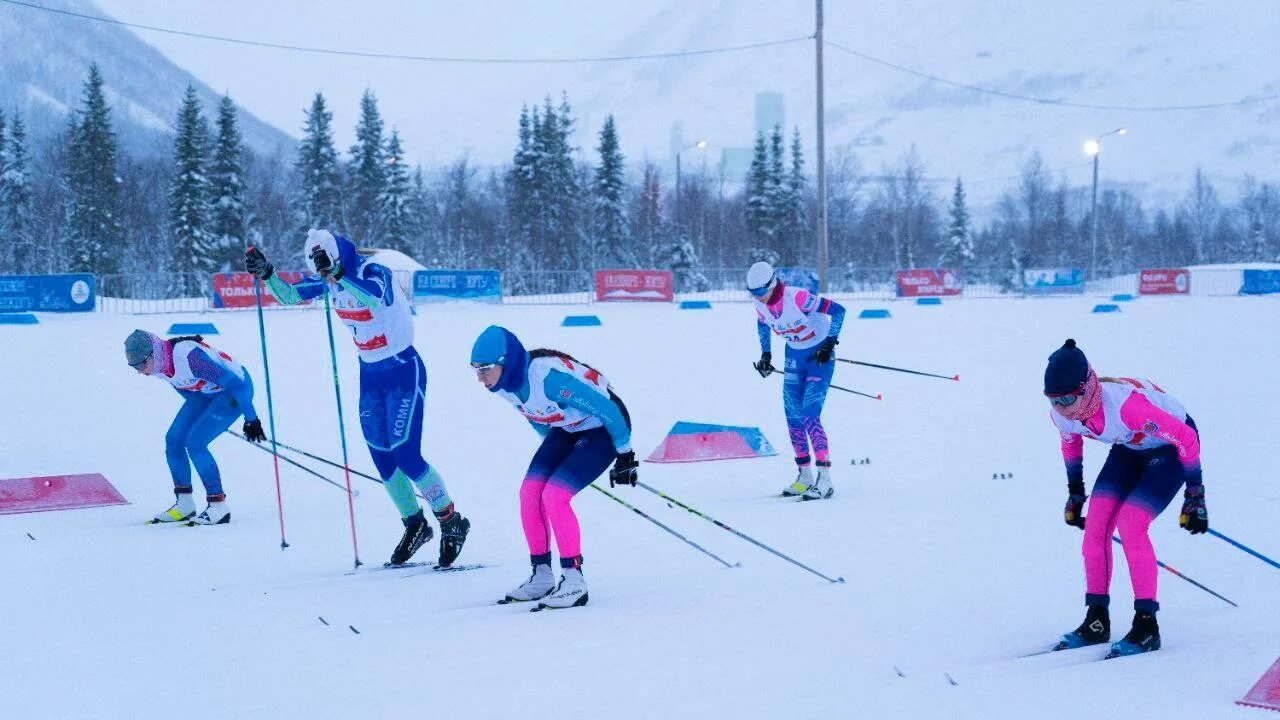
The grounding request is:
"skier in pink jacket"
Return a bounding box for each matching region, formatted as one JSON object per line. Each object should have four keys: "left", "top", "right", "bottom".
{"left": 1044, "top": 339, "right": 1207, "bottom": 658}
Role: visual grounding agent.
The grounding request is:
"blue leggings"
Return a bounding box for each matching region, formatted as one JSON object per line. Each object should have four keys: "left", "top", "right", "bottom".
{"left": 359, "top": 350, "right": 429, "bottom": 480}
{"left": 782, "top": 343, "right": 835, "bottom": 465}
{"left": 166, "top": 392, "right": 243, "bottom": 496}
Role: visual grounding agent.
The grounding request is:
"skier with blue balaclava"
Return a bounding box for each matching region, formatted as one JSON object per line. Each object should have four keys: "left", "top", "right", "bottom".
{"left": 244, "top": 230, "right": 469, "bottom": 568}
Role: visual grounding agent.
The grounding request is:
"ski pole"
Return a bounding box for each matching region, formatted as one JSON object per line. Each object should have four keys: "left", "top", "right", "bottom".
{"left": 768, "top": 368, "right": 880, "bottom": 401}
{"left": 836, "top": 357, "right": 959, "bottom": 382}
{"left": 251, "top": 272, "right": 288, "bottom": 549}
{"left": 1208, "top": 529, "right": 1280, "bottom": 572}
{"left": 225, "top": 430, "right": 357, "bottom": 496}
{"left": 590, "top": 483, "right": 739, "bottom": 569}
{"left": 636, "top": 481, "right": 845, "bottom": 584}
{"left": 266, "top": 437, "right": 427, "bottom": 500}
{"left": 322, "top": 291, "right": 362, "bottom": 569}
{"left": 1111, "top": 535, "right": 1237, "bottom": 608}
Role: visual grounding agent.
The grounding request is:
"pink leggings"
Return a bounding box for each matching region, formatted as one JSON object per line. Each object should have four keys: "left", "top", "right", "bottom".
{"left": 520, "top": 479, "right": 582, "bottom": 559}
{"left": 1082, "top": 495, "right": 1159, "bottom": 603}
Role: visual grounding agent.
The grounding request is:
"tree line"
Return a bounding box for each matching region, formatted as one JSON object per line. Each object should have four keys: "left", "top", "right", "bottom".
{"left": 0, "top": 64, "right": 1277, "bottom": 295}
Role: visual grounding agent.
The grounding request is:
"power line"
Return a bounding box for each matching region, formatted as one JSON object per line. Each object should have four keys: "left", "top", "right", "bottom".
{"left": 1, "top": 0, "right": 811, "bottom": 64}
{"left": 824, "top": 39, "right": 1280, "bottom": 112}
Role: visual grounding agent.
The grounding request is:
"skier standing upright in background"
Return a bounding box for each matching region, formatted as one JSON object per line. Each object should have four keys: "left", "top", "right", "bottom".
{"left": 127, "top": 330, "right": 265, "bottom": 525}
{"left": 470, "top": 325, "right": 638, "bottom": 611}
{"left": 244, "top": 229, "right": 470, "bottom": 567}
{"left": 1044, "top": 339, "right": 1207, "bottom": 658}
{"left": 747, "top": 262, "right": 846, "bottom": 500}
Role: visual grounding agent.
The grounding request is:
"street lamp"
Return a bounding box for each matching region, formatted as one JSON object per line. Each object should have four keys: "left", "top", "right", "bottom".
{"left": 675, "top": 139, "right": 707, "bottom": 227}
{"left": 1085, "top": 127, "right": 1126, "bottom": 281}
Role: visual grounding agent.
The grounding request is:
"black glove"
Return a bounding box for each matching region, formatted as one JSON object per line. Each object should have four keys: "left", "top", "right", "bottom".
{"left": 609, "top": 451, "right": 638, "bottom": 488}
{"left": 753, "top": 352, "right": 775, "bottom": 379}
{"left": 1179, "top": 484, "right": 1207, "bottom": 534}
{"left": 1064, "top": 480, "right": 1086, "bottom": 529}
{"left": 308, "top": 245, "right": 344, "bottom": 280}
{"left": 812, "top": 336, "right": 838, "bottom": 364}
{"left": 243, "top": 418, "right": 267, "bottom": 443}
{"left": 244, "top": 247, "right": 274, "bottom": 280}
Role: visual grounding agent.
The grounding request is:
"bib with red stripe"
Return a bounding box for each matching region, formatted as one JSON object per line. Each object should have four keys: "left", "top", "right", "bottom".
{"left": 495, "top": 356, "right": 610, "bottom": 433}
{"left": 1051, "top": 378, "right": 1188, "bottom": 449}
{"left": 331, "top": 268, "right": 413, "bottom": 363}
{"left": 755, "top": 285, "right": 830, "bottom": 350}
{"left": 165, "top": 340, "right": 245, "bottom": 394}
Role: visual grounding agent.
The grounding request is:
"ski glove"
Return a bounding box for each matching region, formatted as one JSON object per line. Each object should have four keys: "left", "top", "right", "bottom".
{"left": 753, "top": 352, "right": 775, "bottom": 379}
{"left": 609, "top": 451, "right": 639, "bottom": 487}
{"left": 1064, "top": 480, "right": 1087, "bottom": 529}
{"left": 244, "top": 247, "right": 274, "bottom": 280}
{"left": 812, "top": 337, "right": 839, "bottom": 364}
{"left": 308, "top": 245, "right": 344, "bottom": 280}
{"left": 243, "top": 418, "right": 267, "bottom": 443}
{"left": 1179, "top": 484, "right": 1208, "bottom": 534}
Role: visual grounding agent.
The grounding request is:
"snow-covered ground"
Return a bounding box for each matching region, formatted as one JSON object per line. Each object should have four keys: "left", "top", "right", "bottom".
{"left": 2, "top": 295, "right": 1278, "bottom": 719}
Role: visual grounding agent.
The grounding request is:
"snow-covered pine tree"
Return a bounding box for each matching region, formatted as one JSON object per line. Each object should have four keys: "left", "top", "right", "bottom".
{"left": 591, "top": 114, "right": 629, "bottom": 269}
{"left": 765, "top": 124, "right": 787, "bottom": 259}
{"left": 778, "top": 127, "right": 807, "bottom": 264}
{"left": 942, "top": 177, "right": 975, "bottom": 271}
{"left": 346, "top": 90, "right": 387, "bottom": 245}
{"left": 209, "top": 94, "right": 247, "bottom": 271}
{"left": 379, "top": 129, "right": 413, "bottom": 255}
{"left": 2, "top": 111, "right": 31, "bottom": 271}
{"left": 64, "top": 64, "right": 123, "bottom": 278}
{"left": 744, "top": 131, "right": 771, "bottom": 259}
{"left": 631, "top": 161, "right": 664, "bottom": 261}
{"left": 294, "top": 92, "right": 342, "bottom": 239}
{"left": 658, "top": 234, "right": 709, "bottom": 293}
{"left": 169, "top": 85, "right": 214, "bottom": 292}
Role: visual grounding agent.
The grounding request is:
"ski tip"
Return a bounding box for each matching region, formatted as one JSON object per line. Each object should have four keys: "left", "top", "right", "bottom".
{"left": 944, "top": 672, "right": 959, "bottom": 686}
{"left": 875, "top": 394, "right": 883, "bottom": 400}
{"left": 893, "top": 665, "right": 906, "bottom": 678}
{"left": 952, "top": 374, "right": 960, "bottom": 381}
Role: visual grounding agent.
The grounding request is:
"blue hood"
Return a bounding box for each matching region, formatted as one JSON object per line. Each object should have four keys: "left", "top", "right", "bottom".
{"left": 471, "top": 325, "right": 528, "bottom": 394}
{"left": 333, "top": 234, "right": 363, "bottom": 276}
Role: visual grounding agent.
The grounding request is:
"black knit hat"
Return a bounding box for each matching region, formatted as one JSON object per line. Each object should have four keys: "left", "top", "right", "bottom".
{"left": 1044, "top": 339, "right": 1089, "bottom": 395}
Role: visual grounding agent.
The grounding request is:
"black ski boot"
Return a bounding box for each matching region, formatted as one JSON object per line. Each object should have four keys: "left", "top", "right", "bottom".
{"left": 1054, "top": 604, "right": 1110, "bottom": 650}
{"left": 1106, "top": 611, "right": 1160, "bottom": 658}
{"left": 387, "top": 512, "right": 433, "bottom": 566}
{"left": 436, "top": 508, "right": 470, "bottom": 568}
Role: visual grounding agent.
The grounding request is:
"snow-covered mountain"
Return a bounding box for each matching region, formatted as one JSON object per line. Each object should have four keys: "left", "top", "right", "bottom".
{"left": 0, "top": 0, "right": 294, "bottom": 158}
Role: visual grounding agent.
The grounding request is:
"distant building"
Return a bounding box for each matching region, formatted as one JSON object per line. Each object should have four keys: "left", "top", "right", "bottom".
{"left": 755, "top": 92, "right": 784, "bottom": 136}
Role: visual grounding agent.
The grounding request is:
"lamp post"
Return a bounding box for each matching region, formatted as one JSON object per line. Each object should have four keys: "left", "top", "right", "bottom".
{"left": 675, "top": 139, "right": 707, "bottom": 227}
{"left": 1085, "top": 127, "right": 1126, "bottom": 281}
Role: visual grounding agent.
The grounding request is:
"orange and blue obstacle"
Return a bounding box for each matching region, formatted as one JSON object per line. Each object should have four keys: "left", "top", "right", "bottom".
{"left": 646, "top": 421, "right": 777, "bottom": 464}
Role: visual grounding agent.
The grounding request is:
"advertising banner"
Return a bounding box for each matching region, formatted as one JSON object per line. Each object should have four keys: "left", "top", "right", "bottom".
{"left": 412, "top": 270, "right": 502, "bottom": 303}
{"left": 1023, "top": 268, "right": 1084, "bottom": 296}
{"left": 1139, "top": 268, "right": 1190, "bottom": 295}
{"left": 211, "top": 272, "right": 310, "bottom": 309}
{"left": 0, "top": 274, "right": 95, "bottom": 312}
{"left": 895, "top": 268, "right": 962, "bottom": 297}
{"left": 594, "top": 270, "right": 674, "bottom": 302}
{"left": 1240, "top": 269, "right": 1280, "bottom": 295}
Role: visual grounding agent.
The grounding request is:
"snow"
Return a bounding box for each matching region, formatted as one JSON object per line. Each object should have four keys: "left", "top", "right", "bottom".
{"left": 2, "top": 296, "right": 1279, "bottom": 719}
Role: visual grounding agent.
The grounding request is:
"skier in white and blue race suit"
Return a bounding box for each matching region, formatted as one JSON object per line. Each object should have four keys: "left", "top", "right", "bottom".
{"left": 244, "top": 230, "right": 470, "bottom": 567}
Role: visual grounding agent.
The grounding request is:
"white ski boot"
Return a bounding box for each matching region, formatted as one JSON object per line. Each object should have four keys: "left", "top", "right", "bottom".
{"left": 151, "top": 492, "right": 196, "bottom": 523}
{"left": 781, "top": 466, "right": 814, "bottom": 497}
{"left": 190, "top": 500, "right": 231, "bottom": 525}
{"left": 501, "top": 564, "right": 555, "bottom": 603}
{"left": 801, "top": 465, "right": 834, "bottom": 501}
{"left": 537, "top": 567, "right": 589, "bottom": 610}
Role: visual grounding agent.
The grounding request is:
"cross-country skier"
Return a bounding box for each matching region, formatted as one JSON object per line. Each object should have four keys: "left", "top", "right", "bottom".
{"left": 244, "top": 230, "right": 469, "bottom": 567}
{"left": 1044, "top": 339, "right": 1207, "bottom": 658}
{"left": 470, "top": 325, "right": 637, "bottom": 611}
{"left": 747, "top": 261, "right": 846, "bottom": 500}
{"left": 126, "top": 330, "right": 265, "bottom": 525}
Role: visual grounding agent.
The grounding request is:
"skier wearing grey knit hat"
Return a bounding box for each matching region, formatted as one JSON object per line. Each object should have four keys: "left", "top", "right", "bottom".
{"left": 126, "top": 330, "right": 264, "bottom": 525}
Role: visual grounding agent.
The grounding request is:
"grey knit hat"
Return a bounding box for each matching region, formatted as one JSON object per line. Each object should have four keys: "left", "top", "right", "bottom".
{"left": 125, "top": 329, "right": 155, "bottom": 366}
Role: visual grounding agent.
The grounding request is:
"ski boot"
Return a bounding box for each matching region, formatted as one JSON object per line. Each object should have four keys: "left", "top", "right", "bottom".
{"left": 151, "top": 490, "right": 197, "bottom": 524}
{"left": 501, "top": 563, "right": 555, "bottom": 604}
{"left": 537, "top": 565, "right": 589, "bottom": 610}
{"left": 387, "top": 511, "right": 433, "bottom": 566}
{"left": 1106, "top": 610, "right": 1160, "bottom": 658}
{"left": 781, "top": 466, "right": 814, "bottom": 497}
{"left": 1054, "top": 604, "right": 1110, "bottom": 650}
{"left": 436, "top": 506, "right": 470, "bottom": 567}
{"left": 802, "top": 463, "right": 835, "bottom": 501}
{"left": 190, "top": 495, "right": 231, "bottom": 525}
